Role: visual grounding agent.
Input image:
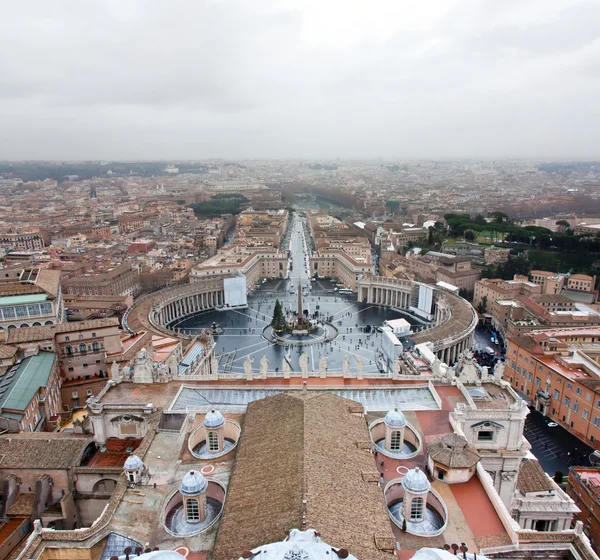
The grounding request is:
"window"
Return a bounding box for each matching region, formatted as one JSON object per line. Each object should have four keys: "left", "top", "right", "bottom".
{"left": 536, "top": 378, "right": 541, "bottom": 388}
{"left": 87, "top": 389, "right": 93, "bottom": 396}
{"left": 554, "top": 390, "right": 560, "bottom": 399}
{"left": 68, "top": 367, "right": 74, "bottom": 372}
{"left": 65, "top": 336, "right": 70, "bottom": 341}
{"left": 92, "top": 332, "right": 96, "bottom": 338}
{"left": 584, "top": 410, "right": 589, "bottom": 420}
{"left": 389, "top": 430, "right": 403, "bottom": 451}
{"left": 208, "top": 431, "right": 219, "bottom": 452}
{"left": 565, "top": 397, "right": 570, "bottom": 407}
{"left": 186, "top": 499, "right": 199, "bottom": 522}
{"left": 577, "top": 387, "right": 582, "bottom": 395}
{"left": 593, "top": 416, "right": 599, "bottom": 427}
{"left": 410, "top": 497, "right": 424, "bottom": 521}
{"left": 528, "top": 373, "right": 533, "bottom": 382}
{"left": 72, "top": 391, "right": 78, "bottom": 398}
{"left": 478, "top": 431, "right": 494, "bottom": 442}
{"left": 574, "top": 403, "right": 579, "bottom": 413}
{"left": 587, "top": 394, "right": 591, "bottom": 402}
{"left": 568, "top": 383, "right": 573, "bottom": 390}
{"left": 127, "top": 472, "right": 136, "bottom": 483}
{"left": 79, "top": 343, "right": 86, "bottom": 353}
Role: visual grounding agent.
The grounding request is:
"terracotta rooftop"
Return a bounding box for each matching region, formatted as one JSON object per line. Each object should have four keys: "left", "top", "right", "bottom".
{"left": 517, "top": 459, "right": 555, "bottom": 494}
{"left": 5, "top": 317, "right": 119, "bottom": 344}
{"left": 0, "top": 433, "right": 92, "bottom": 469}
{"left": 427, "top": 433, "right": 480, "bottom": 469}
{"left": 212, "top": 392, "right": 394, "bottom": 560}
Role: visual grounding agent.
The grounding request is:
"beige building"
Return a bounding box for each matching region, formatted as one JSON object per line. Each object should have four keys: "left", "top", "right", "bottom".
{"left": 190, "top": 246, "right": 287, "bottom": 290}
{"left": 310, "top": 250, "right": 375, "bottom": 290}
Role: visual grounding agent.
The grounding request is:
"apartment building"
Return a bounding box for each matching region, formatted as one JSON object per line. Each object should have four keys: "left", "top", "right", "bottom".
{"left": 0, "top": 232, "right": 47, "bottom": 252}
{"left": 310, "top": 250, "right": 375, "bottom": 290}
{"left": 62, "top": 264, "right": 140, "bottom": 297}
{"left": 5, "top": 318, "right": 123, "bottom": 411}
{"left": 474, "top": 275, "right": 542, "bottom": 311}
{"left": 0, "top": 268, "right": 64, "bottom": 330}
{"left": 190, "top": 246, "right": 287, "bottom": 290}
{"left": 568, "top": 468, "right": 600, "bottom": 552}
{"left": 505, "top": 327, "right": 600, "bottom": 449}
{"left": 530, "top": 270, "right": 566, "bottom": 294}
{"left": 0, "top": 351, "right": 61, "bottom": 432}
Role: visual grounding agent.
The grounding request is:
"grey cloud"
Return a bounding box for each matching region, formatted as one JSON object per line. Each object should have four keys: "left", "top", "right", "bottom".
{"left": 0, "top": 0, "right": 599, "bottom": 159}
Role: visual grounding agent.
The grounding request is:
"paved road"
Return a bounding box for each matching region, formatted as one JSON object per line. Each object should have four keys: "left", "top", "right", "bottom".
{"left": 525, "top": 407, "right": 593, "bottom": 476}
{"left": 286, "top": 213, "right": 310, "bottom": 290}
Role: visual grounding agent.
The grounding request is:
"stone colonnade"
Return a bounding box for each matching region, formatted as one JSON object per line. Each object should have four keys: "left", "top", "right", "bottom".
{"left": 157, "top": 289, "right": 225, "bottom": 326}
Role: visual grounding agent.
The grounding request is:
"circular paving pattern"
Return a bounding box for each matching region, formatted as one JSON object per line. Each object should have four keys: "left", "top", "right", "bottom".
{"left": 170, "top": 283, "right": 425, "bottom": 374}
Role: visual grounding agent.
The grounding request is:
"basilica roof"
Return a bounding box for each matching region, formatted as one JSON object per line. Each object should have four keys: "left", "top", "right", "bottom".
{"left": 213, "top": 393, "right": 394, "bottom": 560}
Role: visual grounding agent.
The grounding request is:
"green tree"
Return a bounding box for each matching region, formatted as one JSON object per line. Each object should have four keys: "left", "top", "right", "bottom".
{"left": 464, "top": 230, "right": 476, "bottom": 242}
{"left": 478, "top": 295, "right": 488, "bottom": 314}
{"left": 271, "top": 299, "right": 287, "bottom": 332}
{"left": 489, "top": 211, "right": 509, "bottom": 223}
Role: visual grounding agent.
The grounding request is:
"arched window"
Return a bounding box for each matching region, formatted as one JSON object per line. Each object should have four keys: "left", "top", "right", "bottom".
{"left": 186, "top": 499, "right": 199, "bottom": 522}
{"left": 93, "top": 478, "right": 117, "bottom": 492}
{"left": 79, "top": 343, "right": 87, "bottom": 353}
{"left": 410, "top": 497, "right": 424, "bottom": 521}
{"left": 92, "top": 341, "right": 99, "bottom": 352}
{"left": 66, "top": 345, "right": 72, "bottom": 355}
{"left": 390, "top": 430, "right": 402, "bottom": 451}
{"left": 208, "top": 431, "right": 219, "bottom": 452}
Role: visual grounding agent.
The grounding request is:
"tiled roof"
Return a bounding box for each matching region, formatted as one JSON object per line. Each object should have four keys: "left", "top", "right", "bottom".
{"left": 6, "top": 317, "right": 119, "bottom": 344}
{"left": 34, "top": 269, "right": 61, "bottom": 298}
{"left": 212, "top": 393, "right": 393, "bottom": 560}
{"left": 0, "top": 433, "right": 93, "bottom": 469}
{"left": 517, "top": 459, "right": 555, "bottom": 494}
{"left": 427, "top": 433, "right": 480, "bottom": 469}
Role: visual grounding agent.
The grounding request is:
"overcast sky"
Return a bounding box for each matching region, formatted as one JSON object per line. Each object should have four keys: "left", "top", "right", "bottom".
{"left": 1, "top": 0, "right": 599, "bottom": 160}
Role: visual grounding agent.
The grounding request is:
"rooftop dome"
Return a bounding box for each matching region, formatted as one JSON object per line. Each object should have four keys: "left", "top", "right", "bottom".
{"left": 128, "top": 552, "right": 186, "bottom": 560}
{"left": 124, "top": 455, "right": 143, "bottom": 471}
{"left": 238, "top": 528, "right": 358, "bottom": 560}
{"left": 402, "top": 467, "right": 431, "bottom": 495}
{"left": 180, "top": 470, "right": 208, "bottom": 496}
{"left": 384, "top": 408, "right": 407, "bottom": 428}
{"left": 203, "top": 409, "right": 225, "bottom": 429}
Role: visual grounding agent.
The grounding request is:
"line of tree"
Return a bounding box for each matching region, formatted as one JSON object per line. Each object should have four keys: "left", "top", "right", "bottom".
{"left": 189, "top": 193, "right": 249, "bottom": 218}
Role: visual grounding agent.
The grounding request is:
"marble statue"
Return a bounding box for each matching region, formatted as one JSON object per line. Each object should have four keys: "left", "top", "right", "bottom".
{"left": 243, "top": 355, "right": 253, "bottom": 378}
{"left": 493, "top": 360, "right": 506, "bottom": 380}
{"left": 356, "top": 357, "right": 364, "bottom": 379}
{"left": 210, "top": 356, "right": 219, "bottom": 376}
{"left": 132, "top": 348, "right": 154, "bottom": 384}
{"left": 319, "top": 355, "right": 328, "bottom": 377}
{"left": 121, "top": 365, "right": 132, "bottom": 381}
{"left": 110, "top": 360, "right": 119, "bottom": 380}
{"left": 343, "top": 355, "right": 350, "bottom": 376}
{"left": 260, "top": 355, "right": 269, "bottom": 377}
{"left": 299, "top": 352, "right": 309, "bottom": 378}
